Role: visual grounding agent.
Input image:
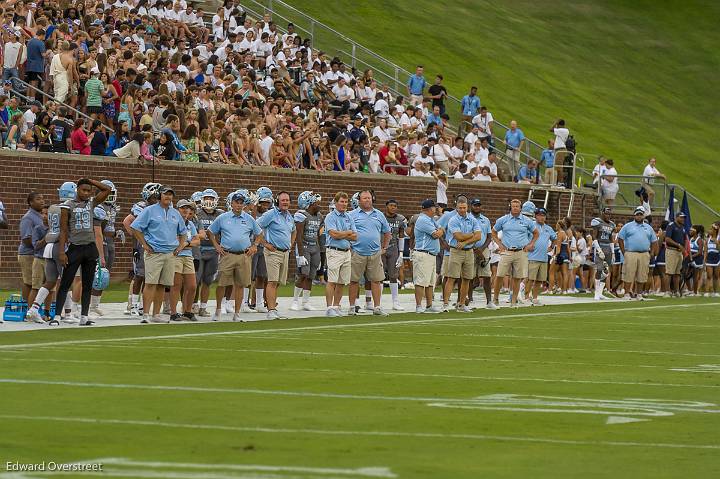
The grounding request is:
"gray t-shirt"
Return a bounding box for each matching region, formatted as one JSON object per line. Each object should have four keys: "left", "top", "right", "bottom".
{"left": 18, "top": 208, "right": 43, "bottom": 255}
{"left": 385, "top": 213, "right": 407, "bottom": 248}
{"left": 61, "top": 197, "right": 97, "bottom": 246}
{"left": 294, "top": 210, "right": 324, "bottom": 247}
{"left": 197, "top": 208, "right": 224, "bottom": 251}
{"left": 45, "top": 204, "right": 63, "bottom": 244}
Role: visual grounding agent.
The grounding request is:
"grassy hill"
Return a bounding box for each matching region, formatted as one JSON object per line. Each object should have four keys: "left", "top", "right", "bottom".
{"left": 277, "top": 0, "right": 719, "bottom": 208}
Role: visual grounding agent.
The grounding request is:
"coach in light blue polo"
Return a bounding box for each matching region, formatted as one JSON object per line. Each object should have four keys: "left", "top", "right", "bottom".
{"left": 208, "top": 201, "right": 262, "bottom": 253}
{"left": 131, "top": 190, "right": 187, "bottom": 253}
{"left": 349, "top": 203, "right": 391, "bottom": 257}
{"left": 617, "top": 206, "right": 657, "bottom": 297}
{"left": 325, "top": 206, "right": 356, "bottom": 251}
{"left": 527, "top": 208, "right": 557, "bottom": 302}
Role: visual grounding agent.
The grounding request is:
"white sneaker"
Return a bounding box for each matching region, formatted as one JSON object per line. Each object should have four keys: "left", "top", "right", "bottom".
{"left": 486, "top": 302, "right": 499, "bottom": 310}
{"left": 290, "top": 301, "right": 301, "bottom": 311}
{"left": 211, "top": 310, "right": 223, "bottom": 321}
{"left": 637, "top": 294, "right": 645, "bottom": 301}
{"left": 442, "top": 303, "right": 450, "bottom": 312}
{"left": 426, "top": 305, "right": 444, "bottom": 313}
{"left": 623, "top": 294, "right": 632, "bottom": 300}
{"left": 392, "top": 301, "right": 405, "bottom": 311}
{"left": 191, "top": 304, "right": 200, "bottom": 314}
{"left": 255, "top": 305, "right": 269, "bottom": 313}
{"left": 89, "top": 306, "right": 104, "bottom": 317}
{"left": 140, "top": 315, "right": 151, "bottom": 324}
{"left": 24, "top": 308, "right": 45, "bottom": 324}
{"left": 302, "top": 302, "right": 313, "bottom": 311}
{"left": 232, "top": 313, "right": 245, "bottom": 322}
{"left": 124, "top": 302, "right": 132, "bottom": 315}
{"left": 326, "top": 308, "right": 339, "bottom": 317}
{"left": 415, "top": 305, "right": 426, "bottom": 314}
{"left": 531, "top": 299, "right": 544, "bottom": 306}
{"left": 150, "top": 315, "right": 169, "bottom": 324}
{"left": 457, "top": 305, "right": 473, "bottom": 313}
{"left": 364, "top": 303, "right": 374, "bottom": 312}
{"left": 373, "top": 307, "right": 389, "bottom": 317}
{"left": 227, "top": 300, "right": 235, "bottom": 312}
{"left": 240, "top": 303, "right": 253, "bottom": 313}
{"left": 130, "top": 305, "right": 141, "bottom": 317}
{"left": 713, "top": 292, "right": 720, "bottom": 298}
{"left": 266, "top": 310, "right": 280, "bottom": 320}
{"left": 348, "top": 306, "right": 359, "bottom": 316}
{"left": 60, "top": 316, "right": 78, "bottom": 324}
{"left": 404, "top": 282, "right": 414, "bottom": 289}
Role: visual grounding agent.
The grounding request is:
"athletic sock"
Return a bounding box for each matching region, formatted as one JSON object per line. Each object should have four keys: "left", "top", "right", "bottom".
{"left": 90, "top": 295, "right": 100, "bottom": 308}
{"left": 242, "top": 288, "right": 249, "bottom": 304}
{"left": 65, "top": 293, "right": 74, "bottom": 311}
{"left": 293, "top": 286, "right": 303, "bottom": 301}
{"left": 32, "top": 287, "right": 50, "bottom": 311}
{"left": 200, "top": 302, "right": 207, "bottom": 309}
{"left": 302, "top": 289, "right": 311, "bottom": 303}
{"left": 390, "top": 282, "right": 399, "bottom": 302}
{"left": 256, "top": 289, "right": 265, "bottom": 307}
{"left": 131, "top": 294, "right": 139, "bottom": 307}
{"left": 365, "top": 290, "right": 372, "bottom": 307}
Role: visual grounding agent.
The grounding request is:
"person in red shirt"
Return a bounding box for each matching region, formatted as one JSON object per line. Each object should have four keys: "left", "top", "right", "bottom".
{"left": 70, "top": 118, "right": 91, "bottom": 155}
{"left": 379, "top": 141, "right": 408, "bottom": 175}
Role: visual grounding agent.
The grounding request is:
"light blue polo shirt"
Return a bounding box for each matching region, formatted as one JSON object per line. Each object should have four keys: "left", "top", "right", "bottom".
{"left": 461, "top": 94, "right": 480, "bottom": 116}
{"left": 131, "top": 203, "right": 187, "bottom": 253}
{"left": 208, "top": 211, "right": 261, "bottom": 252}
{"left": 257, "top": 208, "right": 296, "bottom": 250}
{"left": 504, "top": 128, "right": 525, "bottom": 149}
{"left": 324, "top": 209, "right": 356, "bottom": 250}
{"left": 493, "top": 213, "right": 536, "bottom": 249}
{"left": 472, "top": 213, "right": 492, "bottom": 248}
{"left": 541, "top": 148, "right": 555, "bottom": 168}
{"left": 618, "top": 221, "right": 656, "bottom": 252}
{"left": 528, "top": 222, "right": 557, "bottom": 262}
{"left": 178, "top": 221, "right": 198, "bottom": 257}
{"left": 517, "top": 165, "right": 538, "bottom": 182}
{"left": 413, "top": 214, "right": 441, "bottom": 255}
{"left": 427, "top": 113, "right": 442, "bottom": 126}
{"left": 447, "top": 213, "right": 480, "bottom": 250}
{"left": 407, "top": 74, "right": 427, "bottom": 95}
{"left": 349, "top": 207, "right": 391, "bottom": 256}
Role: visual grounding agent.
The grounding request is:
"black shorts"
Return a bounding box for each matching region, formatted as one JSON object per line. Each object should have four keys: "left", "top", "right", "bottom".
{"left": 25, "top": 71, "right": 43, "bottom": 82}
{"left": 87, "top": 105, "right": 103, "bottom": 115}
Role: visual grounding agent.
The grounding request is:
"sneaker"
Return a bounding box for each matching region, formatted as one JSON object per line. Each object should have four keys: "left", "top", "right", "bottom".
{"left": 240, "top": 303, "right": 254, "bottom": 313}
{"left": 325, "top": 308, "right": 339, "bottom": 317}
{"left": 457, "top": 305, "right": 473, "bottom": 313}
{"left": 61, "top": 316, "right": 79, "bottom": 324}
{"left": 302, "top": 302, "right": 313, "bottom": 311}
{"left": 256, "top": 305, "right": 269, "bottom": 313}
{"left": 713, "top": 292, "right": 720, "bottom": 298}
{"left": 150, "top": 315, "right": 169, "bottom": 324}
{"left": 348, "top": 307, "right": 359, "bottom": 316}
{"left": 140, "top": 315, "right": 150, "bottom": 324}
{"left": 290, "top": 301, "right": 301, "bottom": 311}
{"left": 426, "top": 305, "right": 444, "bottom": 313}
{"left": 191, "top": 304, "right": 200, "bottom": 314}
{"left": 404, "top": 282, "right": 415, "bottom": 289}
{"left": 24, "top": 308, "right": 45, "bottom": 324}
{"left": 373, "top": 307, "right": 389, "bottom": 317}
{"left": 364, "top": 303, "right": 374, "bottom": 312}
{"left": 48, "top": 318, "right": 60, "bottom": 326}
{"left": 198, "top": 308, "right": 211, "bottom": 317}
{"left": 275, "top": 311, "right": 289, "bottom": 320}
{"left": 531, "top": 299, "right": 544, "bottom": 306}
{"left": 266, "top": 310, "right": 279, "bottom": 320}
{"left": 130, "top": 305, "right": 141, "bottom": 316}
{"left": 486, "top": 302, "right": 499, "bottom": 310}
{"left": 637, "top": 294, "right": 645, "bottom": 301}
{"left": 392, "top": 301, "right": 405, "bottom": 311}
{"left": 80, "top": 319, "right": 95, "bottom": 326}
{"left": 162, "top": 305, "right": 171, "bottom": 315}
{"left": 227, "top": 300, "right": 235, "bottom": 312}
{"left": 623, "top": 294, "right": 632, "bottom": 300}
{"left": 442, "top": 303, "right": 450, "bottom": 312}
{"left": 89, "top": 306, "right": 104, "bottom": 317}
{"left": 232, "top": 313, "right": 245, "bottom": 322}
{"left": 211, "top": 310, "right": 222, "bottom": 321}
{"left": 415, "top": 305, "right": 426, "bottom": 314}
{"left": 183, "top": 312, "right": 197, "bottom": 322}
{"left": 170, "top": 313, "right": 183, "bottom": 322}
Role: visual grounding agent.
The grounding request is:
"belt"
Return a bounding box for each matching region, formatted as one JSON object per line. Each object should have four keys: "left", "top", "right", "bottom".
{"left": 273, "top": 248, "right": 289, "bottom": 252}
{"left": 327, "top": 246, "right": 349, "bottom": 252}
{"left": 415, "top": 250, "right": 437, "bottom": 256}
{"left": 451, "top": 246, "right": 473, "bottom": 250}
{"left": 224, "top": 249, "right": 248, "bottom": 255}
{"left": 507, "top": 247, "right": 523, "bottom": 252}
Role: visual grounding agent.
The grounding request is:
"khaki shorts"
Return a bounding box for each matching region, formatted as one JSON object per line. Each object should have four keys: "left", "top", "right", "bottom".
{"left": 18, "top": 255, "right": 34, "bottom": 286}
{"left": 623, "top": 251, "right": 650, "bottom": 284}
{"left": 528, "top": 260, "right": 548, "bottom": 282}
{"left": 665, "top": 248, "right": 683, "bottom": 275}
{"left": 217, "top": 253, "right": 251, "bottom": 287}
{"left": 441, "top": 254, "right": 449, "bottom": 276}
{"left": 475, "top": 249, "right": 491, "bottom": 278}
{"left": 327, "top": 248, "right": 352, "bottom": 285}
{"left": 412, "top": 250, "right": 437, "bottom": 288}
{"left": 175, "top": 256, "right": 196, "bottom": 275}
{"left": 264, "top": 248, "right": 289, "bottom": 284}
{"left": 497, "top": 250, "right": 529, "bottom": 279}
{"left": 145, "top": 252, "right": 177, "bottom": 287}
{"left": 350, "top": 251, "right": 384, "bottom": 283}
{"left": 31, "top": 258, "right": 46, "bottom": 289}
{"left": 447, "top": 248, "right": 475, "bottom": 280}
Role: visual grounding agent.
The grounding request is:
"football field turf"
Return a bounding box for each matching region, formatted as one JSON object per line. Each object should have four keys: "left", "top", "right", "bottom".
{"left": 1, "top": 298, "right": 719, "bottom": 478}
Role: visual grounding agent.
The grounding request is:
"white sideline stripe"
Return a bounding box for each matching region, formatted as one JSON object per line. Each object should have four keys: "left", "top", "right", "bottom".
{"left": 35, "top": 343, "right": 671, "bottom": 369}
{"left": 77, "top": 458, "right": 397, "bottom": 478}
{"left": 0, "top": 303, "right": 715, "bottom": 351}
{"left": 0, "top": 414, "right": 717, "bottom": 450}
{"left": 1, "top": 469, "right": 356, "bottom": 479}
{"left": 0, "top": 357, "right": 716, "bottom": 389}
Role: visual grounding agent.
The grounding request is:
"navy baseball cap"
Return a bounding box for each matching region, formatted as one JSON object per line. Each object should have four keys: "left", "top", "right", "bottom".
{"left": 535, "top": 207, "right": 548, "bottom": 215}
{"left": 470, "top": 198, "right": 482, "bottom": 206}
{"left": 421, "top": 199, "right": 435, "bottom": 209}
{"left": 677, "top": 212, "right": 687, "bottom": 218}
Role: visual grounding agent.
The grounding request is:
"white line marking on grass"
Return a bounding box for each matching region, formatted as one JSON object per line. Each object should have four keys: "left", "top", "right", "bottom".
{"left": 606, "top": 416, "right": 649, "bottom": 425}
{"left": 670, "top": 364, "right": 720, "bottom": 373}
{"left": 0, "top": 303, "right": 715, "bottom": 351}
{"left": 1, "top": 357, "right": 717, "bottom": 388}
{"left": 0, "top": 414, "right": 718, "bottom": 450}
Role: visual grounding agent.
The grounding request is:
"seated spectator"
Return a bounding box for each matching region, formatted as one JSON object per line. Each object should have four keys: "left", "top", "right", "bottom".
{"left": 454, "top": 162, "right": 469, "bottom": 179}
{"left": 473, "top": 165, "right": 493, "bottom": 182}
{"left": 517, "top": 160, "right": 540, "bottom": 184}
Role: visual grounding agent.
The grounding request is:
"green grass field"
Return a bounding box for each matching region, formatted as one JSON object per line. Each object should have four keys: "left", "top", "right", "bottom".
{"left": 1, "top": 298, "right": 719, "bottom": 478}
{"left": 286, "top": 0, "right": 719, "bottom": 206}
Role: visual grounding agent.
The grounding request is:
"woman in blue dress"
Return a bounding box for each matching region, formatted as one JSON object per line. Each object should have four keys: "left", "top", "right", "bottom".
{"left": 705, "top": 222, "right": 720, "bottom": 296}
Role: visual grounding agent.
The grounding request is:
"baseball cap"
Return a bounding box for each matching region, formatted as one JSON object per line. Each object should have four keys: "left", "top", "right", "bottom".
{"left": 176, "top": 199, "right": 193, "bottom": 208}
{"left": 160, "top": 185, "right": 175, "bottom": 195}
{"left": 470, "top": 198, "right": 482, "bottom": 206}
{"left": 602, "top": 206, "right": 612, "bottom": 213}
{"left": 231, "top": 192, "right": 246, "bottom": 203}
{"left": 634, "top": 206, "right": 645, "bottom": 215}
{"left": 3, "top": 80, "right": 12, "bottom": 85}
{"left": 536, "top": 207, "right": 548, "bottom": 215}
{"left": 421, "top": 199, "right": 435, "bottom": 209}
{"left": 677, "top": 212, "right": 687, "bottom": 218}
{"left": 385, "top": 199, "right": 398, "bottom": 206}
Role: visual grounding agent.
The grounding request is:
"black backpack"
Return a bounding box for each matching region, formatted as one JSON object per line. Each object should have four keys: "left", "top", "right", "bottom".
{"left": 565, "top": 135, "right": 576, "bottom": 153}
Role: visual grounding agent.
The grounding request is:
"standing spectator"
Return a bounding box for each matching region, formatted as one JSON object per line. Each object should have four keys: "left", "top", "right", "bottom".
{"left": 617, "top": 206, "right": 658, "bottom": 299}
{"left": 257, "top": 191, "right": 297, "bottom": 320}
{"left": 49, "top": 106, "right": 73, "bottom": 153}
{"left": 601, "top": 159, "right": 619, "bottom": 206}
{"left": 551, "top": 119, "right": 570, "bottom": 185}
{"left": 592, "top": 156, "right": 608, "bottom": 186}
{"left": 412, "top": 199, "right": 444, "bottom": 313}
{"left": 664, "top": 212, "right": 688, "bottom": 297}
{"left": 406, "top": 66, "right": 427, "bottom": 106}
{"left": 70, "top": 119, "right": 91, "bottom": 155}
{"left": 2, "top": 30, "right": 23, "bottom": 89}
{"left": 504, "top": 120, "right": 525, "bottom": 169}
{"left": 541, "top": 139, "right": 557, "bottom": 185}
{"left": 25, "top": 29, "right": 47, "bottom": 101}
{"left": 89, "top": 120, "right": 107, "bottom": 156}
{"left": 348, "top": 191, "right": 391, "bottom": 316}
{"left": 443, "top": 197, "right": 481, "bottom": 312}
{"left": 427, "top": 75, "right": 448, "bottom": 116}
{"left": 18, "top": 192, "right": 45, "bottom": 303}
{"left": 85, "top": 70, "right": 105, "bottom": 119}
{"left": 491, "top": 199, "right": 538, "bottom": 308}
{"left": 642, "top": 157, "right": 666, "bottom": 205}
{"left": 472, "top": 106, "right": 494, "bottom": 141}
{"left": 527, "top": 207, "right": 558, "bottom": 305}
{"left": 461, "top": 87, "right": 481, "bottom": 130}
{"left": 207, "top": 192, "right": 263, "bottom": 322}
{"left": 324, "top": 192, "right": 357, "bottom": 317}
{"left": 131, "top": 186, "right": 188, "bottom": 323}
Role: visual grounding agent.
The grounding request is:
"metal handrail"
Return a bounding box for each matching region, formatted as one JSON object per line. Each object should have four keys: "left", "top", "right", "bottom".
{"left": 12, "top": 77, "right": 113, "bottom": 132}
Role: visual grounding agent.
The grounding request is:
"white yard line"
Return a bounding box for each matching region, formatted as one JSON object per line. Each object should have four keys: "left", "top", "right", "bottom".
{"left": 1, "top": 303, "right": 715, "bottom": 351}
{"left": 0, "top": 357, "right": 715, "bottom": 389}
{"left": 0, "top": 414, "right": 717, "bottom": 450}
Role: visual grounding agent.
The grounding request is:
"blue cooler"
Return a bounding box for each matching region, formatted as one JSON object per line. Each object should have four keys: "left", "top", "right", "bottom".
{"left": 3, "top": 294, "right": 28, "bottom": 322}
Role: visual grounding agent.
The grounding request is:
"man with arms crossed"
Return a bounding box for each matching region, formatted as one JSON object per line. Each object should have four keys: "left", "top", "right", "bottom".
{"left": 664, "top": 212, "right": 688, "bottom": 297}
{"left": 324, "top": 192, "right": 357, "bottom": 317}
{"left": 412, "top": 199, "right": 445, "bottom": 313}
{"left": 444, "top": 197, "right": 482, "bottom": 313}
{"left": 527, "top": 207, "right": 557, "bottom": 306}
{"left": 469, "top": 198, "right": 493, "bottom": 309}
{"left": 617, "top": 206, "right": 658, "bottom": 300}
